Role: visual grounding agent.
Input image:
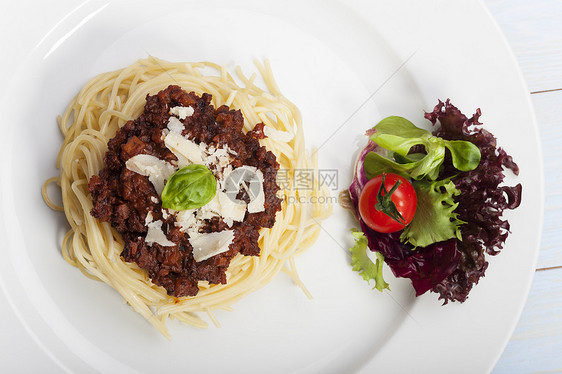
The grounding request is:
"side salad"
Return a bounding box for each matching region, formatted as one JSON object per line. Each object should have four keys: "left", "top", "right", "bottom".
{"left": 345, "top": 100, "right": 522, "bottom": 303}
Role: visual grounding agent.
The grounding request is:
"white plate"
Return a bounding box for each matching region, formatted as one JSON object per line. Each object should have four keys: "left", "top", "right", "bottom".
{"left": 0, "top": 0, "right": 543, "bottom": 373}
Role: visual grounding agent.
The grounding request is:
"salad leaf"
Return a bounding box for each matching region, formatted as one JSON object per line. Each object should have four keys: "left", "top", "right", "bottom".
{"left": 363, "top": 141, "right": 445, "bottom": 180}
{"left": 365, "top": 116, "right": 480, "bottom": 180}
{"left": 350, "top": 229, "right": 389, "bottom": 292}
{"left": 400, "top": 178, "right": 464, "bottom": 248}
{"left": 426, "top": 99, "right": 522, "bottom": 303}
{"left": 347, "top": 141, "right": 462, "bottom": 295}
{"left": 385, "top": 238, "right": 460, "bottom": 296}
{"left": 345, "top": 100, "right": 521, "bottom": 303}
{"left": 348, "top": 225, "right": 460, "bottom": 297}
{"left": 373, "top": 116, "right": 430, "bottom": 139}
{"left": 162, "top": 164, "right": 217, "bottom": 210}
{"left": 444, "top": 140, "right": 481, "bottom": 172}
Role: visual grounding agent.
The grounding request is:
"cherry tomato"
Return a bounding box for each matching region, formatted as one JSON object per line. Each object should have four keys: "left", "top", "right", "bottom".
{"left": 358, "top": 173, "right": 417, "bottom": 233}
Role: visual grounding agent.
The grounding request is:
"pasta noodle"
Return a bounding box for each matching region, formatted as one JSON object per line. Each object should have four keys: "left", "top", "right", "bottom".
{"left": 43, "top": 57, "right": 332, "bottom": 338}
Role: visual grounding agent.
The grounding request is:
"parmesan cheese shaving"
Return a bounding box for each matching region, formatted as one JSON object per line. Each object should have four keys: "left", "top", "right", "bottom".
{"left": 247, "top": 169, "right": 265, "bottom": 213}
{"left": 189, "top": 230, "right": 235, "bottom": 262}
{"left": 125, "top": 154, "right": 175, "bottom": 195}
{"left": 170, "top": 106, "right": 194, "bottom": 120}
{"left": 167, "top": 116, "right": 184, "bottom": 134}
{"left": 223, "top": 165, "right": 265, "bottom": 214}
{"left": 145, "top": 220, "right": 175, "bottom": 247}
{"left": 217, "top": 191, "right": 246, "bottom": 226}
{"left": 175, "top": 209, "right": 200, "bottom": 234}
{"left": 164, "top": 132, "right": 205, "bottom": 167}
{"left": 263, "top": 125, "right": 294, "bottom": 143}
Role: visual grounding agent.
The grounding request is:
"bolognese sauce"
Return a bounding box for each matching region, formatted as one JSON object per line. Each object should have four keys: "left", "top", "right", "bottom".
{"left": 88, "top": 85, "right": 282, "bottom": 297}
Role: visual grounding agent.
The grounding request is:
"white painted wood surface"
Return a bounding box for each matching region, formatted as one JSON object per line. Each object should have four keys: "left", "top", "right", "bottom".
{"left": 484, "top": 0, "right": 562, "bottom": 372}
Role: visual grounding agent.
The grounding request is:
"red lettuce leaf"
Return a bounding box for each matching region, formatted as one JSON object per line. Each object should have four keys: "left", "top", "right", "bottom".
{"left": 426, "top": 99, "right": 522, "bottom": 303}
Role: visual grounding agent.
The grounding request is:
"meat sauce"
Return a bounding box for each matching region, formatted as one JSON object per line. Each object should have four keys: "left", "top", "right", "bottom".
{"left": 88, "top": 85, "right": 282, "bottom": 297}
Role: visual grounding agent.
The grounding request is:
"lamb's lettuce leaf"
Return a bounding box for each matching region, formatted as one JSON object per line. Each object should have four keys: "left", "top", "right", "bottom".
{"left": 364, "top": 116, "right": 480, "bottom": 180}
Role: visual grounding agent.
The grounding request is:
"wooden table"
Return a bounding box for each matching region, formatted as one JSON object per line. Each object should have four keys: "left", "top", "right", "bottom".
{"left": 485, "top": 0, "right": 562, "bottom": 372}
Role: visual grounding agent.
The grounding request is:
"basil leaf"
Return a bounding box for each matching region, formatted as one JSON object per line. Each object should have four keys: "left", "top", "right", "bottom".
{"left": 161, "top": 164, "right": 217, "bottom": 210}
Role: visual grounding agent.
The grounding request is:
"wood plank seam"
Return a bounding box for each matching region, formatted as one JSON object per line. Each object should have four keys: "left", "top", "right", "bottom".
{"left": 536, "top": 265, "right": 562, "bottom": 272}
{"left": 530, "top": 88, "right": 562, "bottom": 94}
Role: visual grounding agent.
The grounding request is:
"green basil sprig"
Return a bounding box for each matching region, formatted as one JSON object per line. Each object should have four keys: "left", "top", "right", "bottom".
{"left": 161, "top": 164, "right": 217, "bottom": 210}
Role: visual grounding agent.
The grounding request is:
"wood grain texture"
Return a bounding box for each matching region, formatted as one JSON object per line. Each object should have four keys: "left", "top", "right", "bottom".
{"left": 493, "top": 269, "right": 562, "bottom": 373}
{"left": 531, "top": 91, "right": 562, "bottom": 270}
{"left": 485, "top": 0, "right": 562, "bottom": 93}
{"left": 484, "top": 0, "right": 562, "bottom": 372}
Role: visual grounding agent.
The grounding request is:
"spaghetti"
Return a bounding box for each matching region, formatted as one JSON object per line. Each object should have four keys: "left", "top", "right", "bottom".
{"left": 43, "top": 57, "right": 331, "bottom": 338}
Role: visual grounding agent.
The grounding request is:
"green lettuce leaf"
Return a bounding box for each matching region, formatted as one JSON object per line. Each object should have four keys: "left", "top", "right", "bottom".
{"left": 400, "top": 178, "right": 464, "bottom": 248}
{"left": 444, "top": 140, "right": 482, "bottom": 171}
{"left": 350, "top": 229, "right": 389, "bottom": 292}
{"left": 365, "top": 116, "right": 480, "bottom": 181}
{"left": 363, "top": 140, "right": 445, "bottom": 181}
{"left": 372, "top": 115, "right": 430, "bottom": 140}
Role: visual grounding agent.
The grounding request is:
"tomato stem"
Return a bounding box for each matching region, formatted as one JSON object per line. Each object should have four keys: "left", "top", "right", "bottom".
{"left": 374, "top": 173, "right": 407, "bottom": 225}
